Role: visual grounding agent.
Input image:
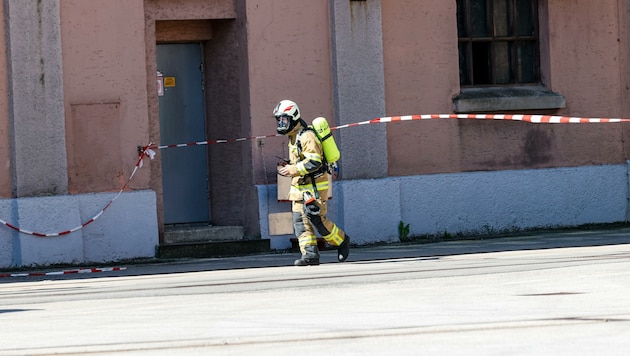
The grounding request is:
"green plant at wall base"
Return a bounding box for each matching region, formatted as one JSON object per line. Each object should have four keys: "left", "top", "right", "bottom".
{"left": 398, "top": 221, "right": 410, "bottom": 241}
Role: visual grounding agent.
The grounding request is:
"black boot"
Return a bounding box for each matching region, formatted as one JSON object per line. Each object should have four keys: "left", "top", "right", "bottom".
{"left": 337, "top": 235, "right": 350, "bottom": 262}
{"left": 294, "top": 256, "right": 320, "bottom": 266}
{"left": 294, "top": 245, "right": 320, "bottom": 266}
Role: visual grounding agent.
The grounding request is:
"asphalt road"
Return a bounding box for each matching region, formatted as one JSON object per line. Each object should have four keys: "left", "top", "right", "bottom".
{"left": 1, "top": 227, "right": 629, "bottom": 355}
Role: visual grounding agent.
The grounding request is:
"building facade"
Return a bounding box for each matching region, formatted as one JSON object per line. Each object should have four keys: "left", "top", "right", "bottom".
{"left": 1, "top": 0, "right": 630, "bottom": 267}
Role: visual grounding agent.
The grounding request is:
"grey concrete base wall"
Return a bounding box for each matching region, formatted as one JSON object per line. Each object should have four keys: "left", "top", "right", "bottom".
{"left": 0, "top": 191, "right": 158, "bottom": 268}
{"left": 258, "top": 164, "right": 628, "bottom": 249}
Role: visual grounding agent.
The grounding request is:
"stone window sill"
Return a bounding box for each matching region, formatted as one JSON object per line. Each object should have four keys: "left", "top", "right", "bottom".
{"left": 453, "top": 86, "right": 566, "bottom": 113}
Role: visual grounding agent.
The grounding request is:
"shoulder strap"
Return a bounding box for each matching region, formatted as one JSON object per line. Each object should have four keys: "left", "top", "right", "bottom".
{"left": 296, "top": 127, "right": 326, "bottom": 200}
{"left": 296, "top": 127, "right": 318, "bottom": 154}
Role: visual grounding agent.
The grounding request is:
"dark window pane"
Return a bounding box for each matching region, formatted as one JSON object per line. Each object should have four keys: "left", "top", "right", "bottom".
{"left": 471, "top": 0, "right": 489, "bottom": 37}
{"left": 493, "top": 41, "right": 511, "bottom": 84}
{"left": 493, "top": 0, "right": 512, "bottom": 37}
{"left": 457, "top": 0, "right": 539, "bottom": 87}
{"left": 459, "top": 42, "right": 471, "bottom": 85}
{"left": 516, "top": 0, "right": 535, "bottom": 36}
{"left": 472, "top": 42, "right": 491, "bottom": 84}
{"left": 516, "top": 41, "right": 537, "bottom": 83}
{"left": 457, "top": 0, "right": 468, "bottom": 37}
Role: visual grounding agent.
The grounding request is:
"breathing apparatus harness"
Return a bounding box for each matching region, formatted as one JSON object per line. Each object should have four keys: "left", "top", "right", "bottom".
{"left": 295, "top": 117, "right": 340, "bottom": 200}
{"left": 296, "top": 125, "right": 326, "bottom": 200}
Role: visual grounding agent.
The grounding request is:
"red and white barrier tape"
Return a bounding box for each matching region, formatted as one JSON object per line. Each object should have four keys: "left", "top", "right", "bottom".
{"left": 333, "top": 113, "right": 630, "bottom": 128}
{"left": 145, "top": 134, "right": 282, "bottom": 150}
{"left": 142, "top": 113, "right": 630, "bottom": 151}
{"left": 0, "top": 146, "right": 155, "bottom": 237}
{"left": 2, "top": 113, "right": 630, "bottom": 237}
{"left": 0, "top": 266, "right": 126, "bottom": 278}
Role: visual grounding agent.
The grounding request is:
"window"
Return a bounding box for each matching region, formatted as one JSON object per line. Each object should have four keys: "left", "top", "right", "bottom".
{"left": 457, "top": 0, "right": 539, "bottom": 86}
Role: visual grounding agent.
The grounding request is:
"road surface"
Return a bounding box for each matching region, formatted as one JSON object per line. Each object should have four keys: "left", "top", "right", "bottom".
{"left": 1, "top": 228, "right": 629, "bottom": 355}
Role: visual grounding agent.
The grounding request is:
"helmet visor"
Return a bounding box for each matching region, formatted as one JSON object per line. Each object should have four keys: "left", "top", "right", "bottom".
{"left": 276, "top": 115, "right": 291, "bottom": 132}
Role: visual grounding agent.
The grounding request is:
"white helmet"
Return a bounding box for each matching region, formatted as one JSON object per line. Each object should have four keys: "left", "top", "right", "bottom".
{"left": 273, "top": 99, "right": 302, "bottom": 135}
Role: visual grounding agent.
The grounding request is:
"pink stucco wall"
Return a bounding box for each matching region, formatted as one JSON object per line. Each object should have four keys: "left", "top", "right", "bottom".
{"left": 382, "top": 0, "right": 630, "bottom": 176}
{"left": 245, "top": 0, "right": 334, "bottom": 183}
{"left": 381, "top": 0, "right": 462, "bottom": 175}
{"left": 532, "top": 0, "right": 630, "bottom": 168}
{"left": 548, "top": 0, "right": 629, "bottom": 116}
{"left": 60, "top": 0, "right": 151, "bottom": 193}
{"left": 2, "top": 1, "right": 628, "bottom": 190}
{"left": 0, "top": 4, "right": 10, "bottom": 198}
{"left": 542, "top": 0, "right": 630, "bottom": 168}
{"left": 54, "top": 0, "right": 630, "bottom": 194}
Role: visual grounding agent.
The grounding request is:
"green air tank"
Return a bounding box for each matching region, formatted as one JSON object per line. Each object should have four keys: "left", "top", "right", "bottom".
{"left": 311, "top": 117, "right": 340, "bottom": 163}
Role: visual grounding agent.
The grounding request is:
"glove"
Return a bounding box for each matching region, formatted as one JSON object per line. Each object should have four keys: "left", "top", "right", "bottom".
{"left": 304, "top": 200, "right": 320, "bottom": 216}
{"left": 303, "top": 191, "right": 320, "bottom": 216}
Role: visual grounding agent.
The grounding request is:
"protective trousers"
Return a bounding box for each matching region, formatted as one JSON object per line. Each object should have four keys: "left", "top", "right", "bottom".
{"left": 292, "top": 197, "right": 346, "bottom": 257}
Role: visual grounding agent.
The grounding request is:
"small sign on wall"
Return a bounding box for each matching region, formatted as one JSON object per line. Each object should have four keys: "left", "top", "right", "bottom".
{"left": 164, "top": 77, "right": 176, "bottom": 87}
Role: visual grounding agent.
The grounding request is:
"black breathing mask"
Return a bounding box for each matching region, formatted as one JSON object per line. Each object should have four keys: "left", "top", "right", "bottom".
{"left": 276, "top": 115, "right": 293, "bottom": 135}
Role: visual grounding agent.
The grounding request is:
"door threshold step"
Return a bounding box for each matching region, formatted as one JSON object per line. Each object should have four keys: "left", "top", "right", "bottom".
{"left": 164, "top": 225, "right": 244, "bottom": 244}
{"left": 157, "top": 239, "right": 271, "bottom": 259}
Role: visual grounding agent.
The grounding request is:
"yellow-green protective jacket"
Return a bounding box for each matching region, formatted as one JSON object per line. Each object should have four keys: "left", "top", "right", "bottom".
{"left": 284, "top": 124, "right": 329, "bottom": 201}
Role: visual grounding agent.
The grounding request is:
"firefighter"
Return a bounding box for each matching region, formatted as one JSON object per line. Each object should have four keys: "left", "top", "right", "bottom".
{"left": 273, "top": 99, "right": 350, "bottom": 266}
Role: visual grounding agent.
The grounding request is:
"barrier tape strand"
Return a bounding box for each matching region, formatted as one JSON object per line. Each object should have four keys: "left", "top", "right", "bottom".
{"left": 2, "top": 113, "right": 629, "bottom": 237}
{"left": 142, "top": 114, "right": 630, "bottom": 151}
{"left": 0, "top": 146, "right": 154, "bottom": 237}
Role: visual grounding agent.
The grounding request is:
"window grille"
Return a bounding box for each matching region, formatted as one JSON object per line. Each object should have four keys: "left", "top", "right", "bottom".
{"left": 457, "top": 0, "right": 540, "bottom": 86}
